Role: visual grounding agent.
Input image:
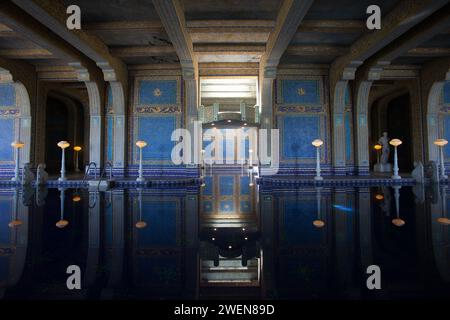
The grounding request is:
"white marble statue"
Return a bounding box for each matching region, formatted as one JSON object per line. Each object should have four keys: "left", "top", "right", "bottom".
{"left": 374, "top": 132, "right": 393, "bottom": 173}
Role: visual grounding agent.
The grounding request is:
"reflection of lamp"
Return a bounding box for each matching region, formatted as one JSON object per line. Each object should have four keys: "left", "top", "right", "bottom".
{"left": 11, "top": 141, "right": 24, "bottom": 182}
{"left": 374, "top": 144, "right": 382, "bottom": 165}
{"left": 72, "top": 193, "right": 81, "bottom": 202}
{"left": 57, "top": 141, "right": 70, "bottom": 182}
{"left": 136, "top": 140, "right": 147, "bottom": 183}
{"left": 437, "top": 185, "right": 450, "bottom": 225}
{"left": 136, "top": 189, "right": 147, "bottom": 229}
{"left": 391, "top": 186, "right": 405, "bottom": 227}
{"left": 389, "top": 139, "right": 402, "bottom": 180}
{"left": 73, "top": 146, "right": 82, "bottom": 172}
{"left": 313, "top": 187, "right": 325, "bottom": 228}
{"left": 434, "top": 138, "right": 448, "bottom": 180}
{"left": 312, "top": 139, "right": 324, "bottom": 181}
{"left": 375, "top": 193, "right": 384, "bottom": 201}
{"left": 56, "top": 188, "right": 69, "bottom": 228}
{"left": 8, "top": 189, "right": 22, "bottom": 228}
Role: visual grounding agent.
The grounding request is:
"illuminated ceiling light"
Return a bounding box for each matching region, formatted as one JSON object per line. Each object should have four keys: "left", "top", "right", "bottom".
{"left": 242, "top": 227, "right": 246, "bottom": 231}
{"left": 227, "top": 120, "right": 231, "bottom": 123}
{"left": 244, "top": 237, "right": 248, "bottom": 241}
{"left": 212, "top": 237, "right": 215, "bottom": 241}
{"left": 228, "top": 245, "right": 232, "bottom": 249}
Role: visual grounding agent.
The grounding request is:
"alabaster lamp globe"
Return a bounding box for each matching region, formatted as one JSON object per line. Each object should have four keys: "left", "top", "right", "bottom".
{"left": 392, "top": 218, "right": 405, "bottom": 227}
{"left": 73, "top": 146, "right": 82, "bottom": 152}
{"left": 374, "top": 144, "right": 382, "bottom": 151}
{"left": 313, "top": 219, "right": 325, "bottom": 228}
{"left": 136, "top": 140, "right": 147, "bottom": 148}
{"left": 389, "top": 139, "right": 402, "bottom": 147}
{"left": 436, "top": 217, "right": 450, "bottom": 225}
{"left": 434, "top": 139, "right": 448, "bottom": 147}
{"left": 312, "top": 139, "right": 324, "bottom": 147}
{"left": 56, "top": 219, "right": 69, "bottom": 228}
{"left": 57, "top": 141, "right": 70, "bottom": 149}
{"left": 8, "top": 219, "right": 23, "bottom": 228}
{"left": 135, "top": 221, "right": 147, "bottom": 229}
{"left": 11, "top": 141, "right": 25, "bottom": 149}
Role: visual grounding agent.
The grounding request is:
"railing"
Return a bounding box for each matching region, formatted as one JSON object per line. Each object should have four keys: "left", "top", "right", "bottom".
{"left": 82, "top": 162, "right": 97, "bottom": 183}
{"left": 199, "top": 102, "right": 260, "bottom": 124}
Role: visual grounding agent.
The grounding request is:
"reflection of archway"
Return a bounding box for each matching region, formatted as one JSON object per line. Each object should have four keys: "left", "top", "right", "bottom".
{"left": 44, "top": 93, "right": 85, "bottom": 174}
{"left": 370, "top": 90, "right": 414, "bottom": 172}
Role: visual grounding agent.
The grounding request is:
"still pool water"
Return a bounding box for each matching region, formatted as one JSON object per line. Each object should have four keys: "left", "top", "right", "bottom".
{"left": 0, "top": 182, "right": 449, "bottom": 300}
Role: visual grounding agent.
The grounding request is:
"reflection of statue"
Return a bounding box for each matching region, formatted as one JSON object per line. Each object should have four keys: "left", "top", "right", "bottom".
{"left": 378, "top": 132, "right": 390, "bottom": 164}
{"left": 380, "top": 186, "right": 391, "bottom": 216}
{"left": 22, "top": 163, "right": 35, "bottom": 185}
{"left": 374, "top": 132, "right": 392, "bottom": 172}
{"left": 36, "top": 164, "right": 48, "bottom": 185}
{"left": 411, "top": 161, "right": 424, "bottom": 183}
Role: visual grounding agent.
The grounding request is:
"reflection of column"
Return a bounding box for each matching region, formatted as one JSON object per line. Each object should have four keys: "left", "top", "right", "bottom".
{"left": 333, "top": 189, "right": 355, "bottom": 296}
{"left": 103, "top": 190, "right": 125, "bottom": 297}
{"left": 85, "top": 191, "right": 100, "bottom": 288}
{"left": 260, "top": 193, "right": 275, "bottom": 298}
{"left": 431, "top": 185, "right": 450, "bottom": 283}
{"left": 8, "top": 188, "right": 29, "bottom": 288}
{"left": 184, "top": 192, "right": 199, "bottom": 299}
{"left": 358, "top": 187, "right": 373, "bottom": 273}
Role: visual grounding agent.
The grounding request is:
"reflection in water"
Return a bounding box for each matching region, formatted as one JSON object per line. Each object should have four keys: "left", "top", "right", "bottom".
{"left": 0, "top": 180, "right": 450, "bottom": 300}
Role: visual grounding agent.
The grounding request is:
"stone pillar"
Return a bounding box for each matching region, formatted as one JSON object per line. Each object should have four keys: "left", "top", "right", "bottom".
{"left": 260, "top": 66, "right": 276, "bottom": 165}
{"left": 85, "top": 82, "right": 103, "bottom": 174}
{"left": 355, "top": 81, "right": 373, "bottom": 175}
{"left": 357, "top": 187, "right": 373, "bottom": 274}
{"left": 332, "top": 81, "right": 349, "bottom": 175}
{"left": 109, "top": 81, "right": 126, "bottom": 176}
{"left": 183, "top": 66, "right": 200, "bottom": 173}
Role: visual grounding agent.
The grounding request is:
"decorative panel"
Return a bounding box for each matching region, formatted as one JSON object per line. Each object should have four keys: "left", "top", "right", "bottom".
{"left": 444, "top": 81, "right": 450, "bottom": 105}
{"left": 137, "top": 201, "right": 178, "bottom": 246}
{"left": 0, "top": 84, "right": 15, "bottom": 107}
{"left": 138, "top": 80, "right": 178, "bottom": 105}
{"left": 0, "top": 119, "right": 14, "bottom": 163}
{"left": 278, "top": 80, "right": 320, "bottom": 104}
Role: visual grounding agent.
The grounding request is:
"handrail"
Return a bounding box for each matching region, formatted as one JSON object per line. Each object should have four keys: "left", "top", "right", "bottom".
{"left": 96, "top": 161, "right": 113, "bottom": 190}
{"left": 82, "top": 162, "right": 97, "bottom": 184}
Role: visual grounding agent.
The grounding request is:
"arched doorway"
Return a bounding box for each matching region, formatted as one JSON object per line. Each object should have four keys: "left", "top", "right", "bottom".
{"left": 44, "top": 95, "right": 85, "bottom": 174}
{"left": 370, "top": 92, "right": 414, "bottom": 172}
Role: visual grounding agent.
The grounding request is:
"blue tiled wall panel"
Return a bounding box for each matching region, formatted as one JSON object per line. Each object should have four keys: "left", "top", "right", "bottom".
{"left": 0, "top": 119, "right": 14, "bottom": 162}
{"left": 219, "top": 176, "right": 234, "bottom": 195}
{"left": 240, "top": 200, "right": 251, "bottom": 213}
{"left": 444, "top": 81, "right": 450, "bottom": 104}
{"left": 0, "top": 84, "right": 15, "bottom": 106}
{"left": 106, "top": 116, "right": 114, "bottom": 162}
{"left": 203, "top": 200, "right": 213, "bottom": 214}
{"left": 345, "top": 112, "right": 352, "bottom": 162}
{"left": 219, "top": 200, "right": 234, "bottom": 213}
{"left": 106, "top": 85, "right": 113, "bottom": 109}
{"left": 280, "top": 115, "right": 320, "bottom": 159}
{"left": 138, "top": 116, "right": 176, "bottom": 161}
{"left": 240, "top": 176, "right": 250, "bottom": 195}
{"left": 281, "top": 80, "right": 319, "bottom": 104}
{"left": 203, "top": 176, "right": 213, "bottom": 196}
{"left": 139, "top": 80, "right": 177, "bottom": 105}
{"left": 344, "top": 86, "right": 351, "bottom": 106}
{"left": 281, "top": 200, "right": 321, "bottom": 245}
{"left": 444, "top": 115, "right": 450, "bottom": 157}
{"left": 138, "top": 201, "right": 177, "bottom": 246}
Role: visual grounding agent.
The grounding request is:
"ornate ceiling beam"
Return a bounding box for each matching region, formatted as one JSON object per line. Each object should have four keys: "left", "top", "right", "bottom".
{"left": 12, "top": 0, "right": 127, "bottom": 82}
{"left": 0, "top": 48, "right": 54, "bottom": 59}
{"left": 110, "top": 46, "right": 177, "bottom": 58}
{"left": 262, "top": 0, "right": 314, "bottom": 68}
{"left": 285, "top": 45, "right": 348, "bottom": 56}
{"left": 297, "top": 20, "right": 365, "bottom": 33}
{"left": 331, "top": 0, "right": 448, "bottom": 81}
{"left": 153, "top": 0, "right": 196, "bottom": 75}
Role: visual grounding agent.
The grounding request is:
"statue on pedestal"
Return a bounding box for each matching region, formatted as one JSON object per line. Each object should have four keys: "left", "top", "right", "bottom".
{"left": 374, "top": 132, "right": 393, "bottom": 172}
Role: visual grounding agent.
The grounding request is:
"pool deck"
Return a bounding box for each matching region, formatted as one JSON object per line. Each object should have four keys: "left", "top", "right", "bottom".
{"left": 0, "top": 172, "right": 431, "bottom": 188}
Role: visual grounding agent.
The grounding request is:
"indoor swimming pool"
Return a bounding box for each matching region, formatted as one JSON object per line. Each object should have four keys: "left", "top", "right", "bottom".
{"left": 1, "top": 178, "right": 449, "bottom": 300}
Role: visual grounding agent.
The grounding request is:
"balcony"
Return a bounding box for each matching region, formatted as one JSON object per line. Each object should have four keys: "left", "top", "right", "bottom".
{"left": 199, "top": 102, "right": 260, "bottom": 126}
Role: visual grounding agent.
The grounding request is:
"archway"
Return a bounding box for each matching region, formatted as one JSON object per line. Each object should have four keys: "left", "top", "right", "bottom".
{"left": 44, "top": 94, "right": 85, "bottom": 175}
{"left": 370, "top": 91, "right": 414, "bottom": 172}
